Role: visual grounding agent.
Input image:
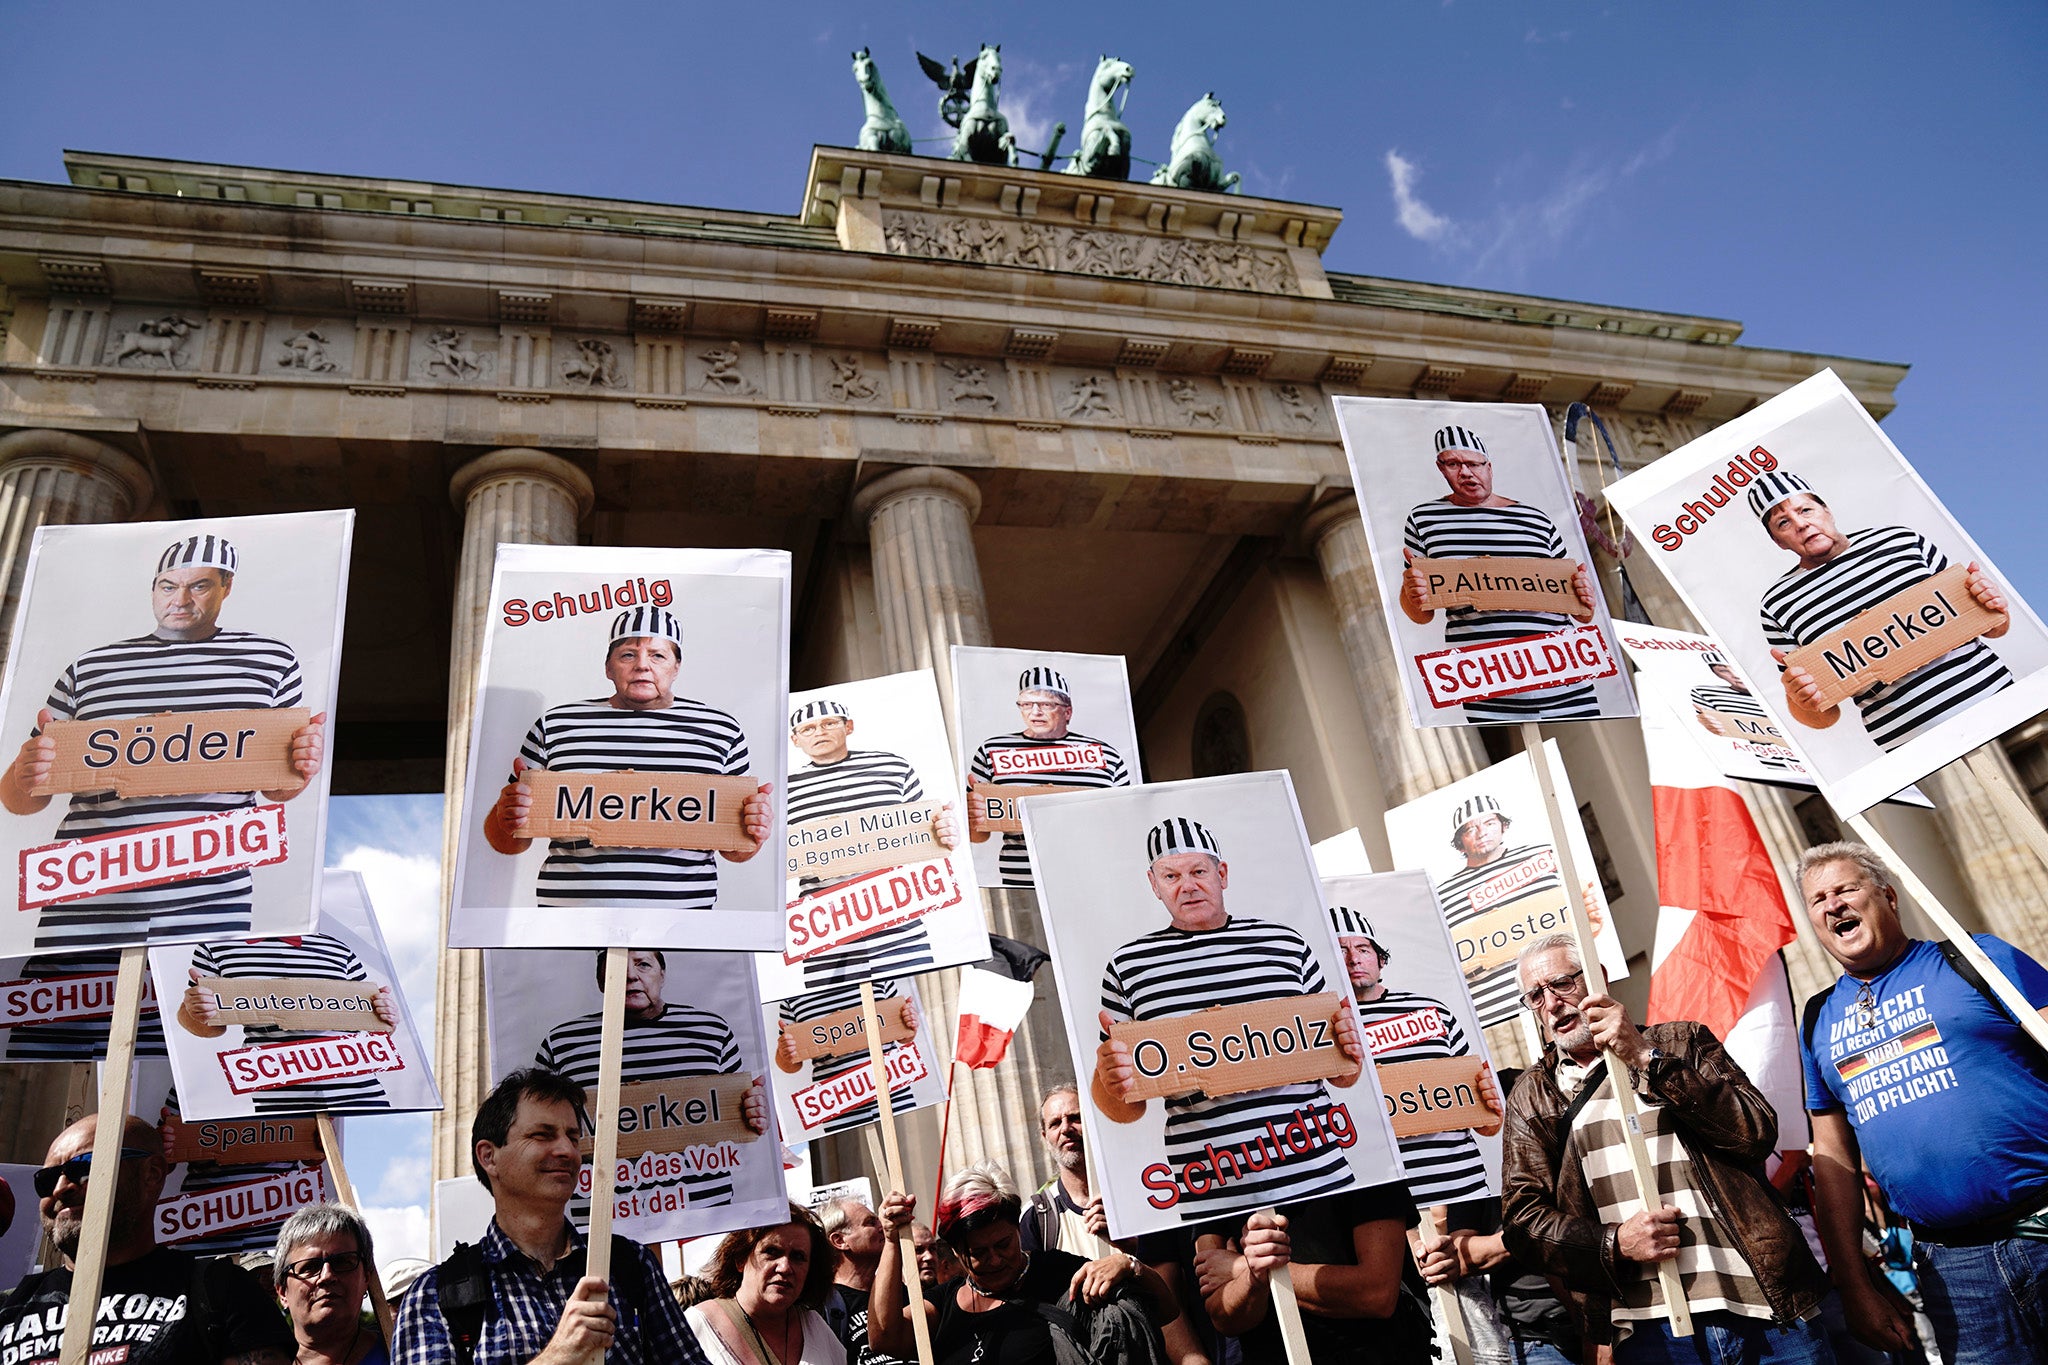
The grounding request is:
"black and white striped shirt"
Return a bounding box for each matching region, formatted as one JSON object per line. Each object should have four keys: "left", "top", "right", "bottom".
{"left": 1759, "top": 526, "right": 2013, "bottom": 751}
{"left": 1688, "top": 684, "right": 1800, "bottom": 772}
{"left": 0, "top": 951, "right": 169, "bottom": 1060}
{"left": 1354, "top": 988, "right": 1488, "bottom": 1203}
{"left": 1101, "top": 917, "right": 1354, "bottom": 1216}
{"left": 778, "top": 979, "right": 917, "bottom": 1136}
{"left": 788, "top": 752, "right": 936, "bottom": 988}
{"left": 1433, "top": 844, "right": 1562, "bottom": 1028}
{"left": 160, "top": 1085, "right": 317, "bottom": 1257}
{"left": 970, "top": 732, "right": 1131, "bottom": 888}
{"left": 517, "top": 698, "right": 750, "bottom": 909}
{"left": 191, "top": 934, "right": 386, "bottom": 1114}
{"left": 536, "top": 1003, "right": 747, "bottom": 1207}
{"left": 1403, "top": 501, "right": 1599, "bottom": 723}
{"left": 35, "top": 630, "right": 305, "bottom": 951}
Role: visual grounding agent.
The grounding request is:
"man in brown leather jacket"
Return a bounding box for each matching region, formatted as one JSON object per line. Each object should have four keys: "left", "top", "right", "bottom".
{"left": 1500, "top": 933, "right": 1831, "bottom": 1363}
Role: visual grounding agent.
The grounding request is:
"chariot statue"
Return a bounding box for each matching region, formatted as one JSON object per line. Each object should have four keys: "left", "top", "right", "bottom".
{"left": 1152, "top": 92, "right": 1241, "bottom": 194}
{"left": 923, "top": 43, "right": 1019, "bottom": 166}
{"left": 850, "top": 48, "right": 912, "bottom": 154}
{"left": 1063, "top": 54, "right": 1134, "bottom": 180}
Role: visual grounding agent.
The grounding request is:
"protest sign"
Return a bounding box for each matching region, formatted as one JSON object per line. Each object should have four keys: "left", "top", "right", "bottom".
{"left": 451, "top": 545, "right": 790, "bottom": 950}
{"left": 0, "top": 952, "right": 168, "bottom": 1061}
{"left": 1023, "top": 770, "right": 1404, "bottom": 1238}
{"left": 761, "top": 669, "right": 987, "bottom": 1000}
{"left": 1310, "top": 829, "right": 1373, "bottom": 878}
{"left": 487, "top": 946, "right": 786, "bottom": 1244}
{"left": 1330, "top": 397, "right": 1636, "bottom": 728}
{"left": 1324, "top": 871, "right": 1501, "bottom": 1200}
{"left": 147, "top": 870, "right": 439, "bottom": 1120}
{"left": 1603, "top": 369, "right": 2048, "bottom": 814}
{"left": 1382, "top": 745, "right": 1629, "bottom": 1029}
{"left": 953, "top": 646, "right": 1141, "bottom": 891}
{"left": 766, "top": 977, "right": 947, "bottom": 1143}
{"left": 0, "top": 511, "right": 351, "bottom": 958}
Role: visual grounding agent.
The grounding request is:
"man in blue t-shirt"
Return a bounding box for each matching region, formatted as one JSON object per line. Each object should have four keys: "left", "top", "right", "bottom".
{"left": 1798, "top": 840, "right": 2048, "bottom": 1365}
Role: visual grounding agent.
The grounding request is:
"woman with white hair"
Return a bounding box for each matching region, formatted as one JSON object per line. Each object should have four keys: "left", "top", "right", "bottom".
{"left": 272, "top": 1202, "right": 385, "bottom": 1365}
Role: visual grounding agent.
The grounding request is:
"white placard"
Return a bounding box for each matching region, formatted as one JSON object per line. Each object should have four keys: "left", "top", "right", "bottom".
{"left": 764, "top": 977, "right": 948, "bottom": 1143}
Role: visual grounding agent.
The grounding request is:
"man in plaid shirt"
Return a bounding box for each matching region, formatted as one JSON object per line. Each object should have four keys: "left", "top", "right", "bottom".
{"left": 392, "top": 1067, "right": 707, "bottom": 1365}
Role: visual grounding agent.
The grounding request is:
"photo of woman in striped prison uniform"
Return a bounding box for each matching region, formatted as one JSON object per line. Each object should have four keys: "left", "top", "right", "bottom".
{"left": 1687, "top": 649, "right": 1801, "bottom": 773}
{"left": 774, "top": 978, "right": 922, "bottom": 1136}
{"left": 0, "top": 534, "right": 326, "bottom": 952}
{"left": 1399, "top": 425, "right": 1602, "bottom": 723}
{"left": 484, "top": 606, "right": 772, "bottom": 912}
{"left": 175, "top": 932, "right": 398, "bottom": 1114}
{"left": 786, "top": 698, "right": 959, "bottom": 989}
{"left": 969, "top": 666, "right": 1130, "bottom": 889}
{"left": 1749, "top": 469, "right": 2013, "bottom": 751}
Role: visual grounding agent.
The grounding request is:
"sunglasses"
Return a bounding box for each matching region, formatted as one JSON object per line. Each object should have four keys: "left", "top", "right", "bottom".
{"left": 285, "top": 1251, "right": 365, "bottom": 1283}
{"left": 1520, "top": 969, "right": 1587, "bottom": 1010}
{"left": 32, "top": 1147, "right": 157, "bottom": 1197}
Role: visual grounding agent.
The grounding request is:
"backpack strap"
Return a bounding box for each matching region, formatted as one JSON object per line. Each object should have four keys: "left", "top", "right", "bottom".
{"left": 435, "top": 1241, "right": 494, "bottom": 1365}
{"left": 1935, "top": 937, "right": 2022, "bottom": 1028}
{"left": 1801, "top": 987, "right": 1829, "bottom": 1057}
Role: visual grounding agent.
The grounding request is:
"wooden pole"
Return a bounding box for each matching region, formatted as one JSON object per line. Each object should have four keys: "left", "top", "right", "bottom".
{"left": 315, "top": 1114, "right": 397, "bottom": 1344}
{"left": 860, "top": 981, "right": 936, "bottom": 1365}
{"left": 1425, "top": 1206, "right": 1474, "bottom": 1365}
{"left": 1962, "top": 746, "right": 2048, "bottom": 880}
{"left": 1845, "top": 811, "right": 2048, "bottom": 1055}
{"left": 1262, "top": 1229, "right": 1313, "bottom": 1365}
{"left": 1524, "top": 724, "right": 1693, "bottom": 1336}
{"left": 57, "top": 946, "right": 145, "bottom": 1365}
{"left": 1077, "top": 1145, "right": 1116, "bottom": 1260}
{"left": 585, "top": 946, "right": 630, "bottom": 1282}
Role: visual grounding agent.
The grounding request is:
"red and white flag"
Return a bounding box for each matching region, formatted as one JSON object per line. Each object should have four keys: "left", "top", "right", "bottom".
{"left": 953, "top": 968, "right": 1034, "bottom": 1069}
{"left": 1642, "top": 696, "right": 1808, "bottom": 1145}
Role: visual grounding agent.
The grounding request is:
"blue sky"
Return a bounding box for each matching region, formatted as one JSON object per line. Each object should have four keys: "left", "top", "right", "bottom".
{"left": 6, "top": 0, "right": 2044, "bottom": 1260}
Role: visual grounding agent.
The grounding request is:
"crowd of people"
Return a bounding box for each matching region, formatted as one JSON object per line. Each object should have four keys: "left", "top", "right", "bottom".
{"left": 3, "top": 839, "right": 2045, "bottom": 1364}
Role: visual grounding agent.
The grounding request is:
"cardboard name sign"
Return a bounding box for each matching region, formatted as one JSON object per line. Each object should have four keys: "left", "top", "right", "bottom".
{"left": 787, "top": 801, "right": 945, "bottom": 881}
{"left": 1783, "top": 564, "right": 2005, "bottom": 711}
{"left": 1107, "top": 993, "right": 1348, "bottom": 1102}
{"left": 970, "top": 784, "right": 1071, "bottom": 835}
{"left": 197, "top": 977, "right": 392, "bottom": 1033}
{"left": 521, "top": 771, "right": 756, "bottom": 850}
{"left": 1376, "top": 1055, "right": 1495, "bottom": 1139}
{"left": 163, "top": 1115, "right": 325, "bottom": 1165}
{"left": 1456, "top": 884, "right": 1572, "bottom": 977}
{"left": 578, "top": 1075, "right": 759, "bottom": 1159}
{"left": 1413, "top": 557, "right": 1583, "bottom": 615}
{"left": 37, "top": 708, "right": 309, "bottom": 798}
{"left": 1697, "top": 707, "right": 1792, "bottom": 749}
{"left": 785, "top": 996, "right": 915, "bottom": 1063}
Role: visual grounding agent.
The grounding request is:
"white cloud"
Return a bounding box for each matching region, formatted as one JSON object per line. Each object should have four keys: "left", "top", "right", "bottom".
{"left": 362, "top": 1204, "right": 431, "bottom": 1272}
{"left": 371, "top": 1152, "right": 430, "bottom": 1207}
{"left": 336, "top": 846, "right": 441, "bottom": 1052}
{"left": 1385, "top": 150, "right": 1459, "bottom": 245}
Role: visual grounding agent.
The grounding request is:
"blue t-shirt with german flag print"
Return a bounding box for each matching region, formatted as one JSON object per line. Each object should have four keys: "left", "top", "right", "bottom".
{"left": 1802, "top": 935, "right": 2048, "bottom": 1230}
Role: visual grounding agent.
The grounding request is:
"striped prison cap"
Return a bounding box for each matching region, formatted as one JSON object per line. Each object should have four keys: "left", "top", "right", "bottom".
{"left": 158, "top": 534, "right": 239, "bottom": 576}
{"left": 1328, "top": 906, "right": 1381, "bottom": 943}
{"left": 1147, "top": 816, "right": 1220, "bottom": 864}
{"left": 1747, "top": 470, "right": 1816, "bottom": 522}
{"left": 1450, "top": 793, "right": 1510, "bottom": 843}
{"left": 1433, "top": 425, "right": 1487, "bottom": 457}
{"left": 610, "top": 606, "right": 684, "bottom": 650}
{"left": 790, "top": 698, "right": 851, "bottom": 729}
{"left": 1701, "top": 650, "right": 1729, "bottom": 670}
{"left": 1018, "top": 666, "right": 1071, "bottom": 700}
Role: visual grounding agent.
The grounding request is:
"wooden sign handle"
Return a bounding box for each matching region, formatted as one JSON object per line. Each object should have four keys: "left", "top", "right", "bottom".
{"left": 57, "top": 947, "right": 146, "bottom": 1365}
{"left": 860, "top": 981, "right": 937, "bottom": 1365}
{"left": 1425, "top": 1206, "right": 1474, "bottom": 1365}
{"left": 1265, "top": 1251, "right": 1312, "bottom": 1365}
{"left": 315, "top": 1114, "right": 397, "bottom": 1345}
{"left": 1523, "top": 724, "right": 1693, "bottom": 1337}
{"left": 586, "top": 947, "right": 630, "bottom": 1283}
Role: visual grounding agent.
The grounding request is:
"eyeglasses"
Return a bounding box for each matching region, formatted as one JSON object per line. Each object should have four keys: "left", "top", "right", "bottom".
{"left": 285, "top": 1251, "right": 365, "bottom": 1283}
{"left": 1437, "top": 458, "right": 1491, "bottom": 472}
{"left": 1017, "top": 701, "right": 1067, "bottom": 713}
{"left": 32, "top": 1148, "right": 157, "bottom": 1197}
{"left": 1520, "top": 969, "right": 1587, "bottom": 1010}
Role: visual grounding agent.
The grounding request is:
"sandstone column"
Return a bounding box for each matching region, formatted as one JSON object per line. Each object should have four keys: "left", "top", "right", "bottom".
{"left": 845, "top": 467, "right": 1064, "bottom": 1192}
{"left": 1920, "top": 743, "right": 2048, "bottom": 965}
{"left": 432, "top": 449, "right": 593, "bottom": 1183}
{"left": 0, "top": 429, "right": 153, "bottom": 1161}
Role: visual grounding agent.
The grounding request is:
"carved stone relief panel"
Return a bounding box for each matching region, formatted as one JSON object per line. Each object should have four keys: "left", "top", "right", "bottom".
{"left": 882, "top": 209, "right": 1300, "bottom": 295}
{"left": 414, "top": 326, "right": 497, "bottom": 384}
{"left": 559, "top": 335, "right": 627, "bottom": 390}
{"left": 823, "top": 352, "right": 881, "bottom": 403}
{"left": 939, "top": 359, "right": 1003, "bottom": 412}
{"left": 269, "top": 318, "right": 349, "bottom": 375}
{"left": 694, "top": 340, "right": 759, "bottom": 395}
{"left": 103, "top": 307, "right": 204, "bottom": 370}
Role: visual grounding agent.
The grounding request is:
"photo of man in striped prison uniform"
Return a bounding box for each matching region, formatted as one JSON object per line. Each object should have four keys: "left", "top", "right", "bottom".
{"left": 1749, "top": 469, "right": 2014, "bottom": 751}
{"left": 774, "top": 978, "right": 922, "bottom": 1136}
{"left": 969, "top": 666, "right": 1130, "bottom": 889}
{"left": 1433, "top": 794, "right": 1581, "bottom": 1028}
{"left": 1094, "top": 817, "right": 1369, "bottom": 1217}
{"left": 1688, "top": 650, "right": 1801, "bottom": 773}
{"left": 0, "top": 950, "right": 169, "bottom": 1061}
{"left": 0, "top": 534, "right": 326, "bottom": 951}
{"left": 483, "top": 605, "right": 772, "bottom": 912}
{"left": 174, "top": 933, "right": 400, "bottom": 1114}
{"left": 1330, "top": 906, "right": 1499, "bottom": 1204}
{"left": 786, "top": 699, "right": 959, "bottom": 989}
{"left": 533, "top": 948, "right": 768, "bottom": 1213}
{"left": 1399, "top": 424, "right": 1603, "bottom": 723}
{"left": 155, "top": 1085, "right": 327, "bottom": 1258}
